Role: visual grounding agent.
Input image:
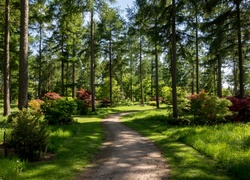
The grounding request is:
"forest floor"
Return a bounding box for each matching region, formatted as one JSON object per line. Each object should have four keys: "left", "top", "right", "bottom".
{"left": 76, "top": 113, "right": 170, "bottom": 180}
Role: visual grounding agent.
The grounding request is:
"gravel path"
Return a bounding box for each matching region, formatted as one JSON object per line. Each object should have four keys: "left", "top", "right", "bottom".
{"left": 76, "top": 113, "right": 170, "bottom": 180}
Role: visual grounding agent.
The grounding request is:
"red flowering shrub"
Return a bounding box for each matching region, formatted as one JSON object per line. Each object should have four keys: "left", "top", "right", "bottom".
{"left": 227, "top": 96, "right": 250, "bottom": 122}
{"left": 76, "top": 88, "right": 92, "bottom": 106}
{"left": 188, "top": 90, "right": 232, "bottom": 125}
{"left": 150, "top": 96, "right": 164, "bottom": 102}
{"left": 43, "top": 92, "right": 62, "bottom": 101}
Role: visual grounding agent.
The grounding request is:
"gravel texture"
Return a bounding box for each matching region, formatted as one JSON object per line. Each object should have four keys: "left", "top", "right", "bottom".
{"left": 76, "top": 113, "right": 170, "bottom": 180}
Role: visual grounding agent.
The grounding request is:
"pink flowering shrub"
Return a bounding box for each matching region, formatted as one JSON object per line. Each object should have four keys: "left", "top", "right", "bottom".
{"left": 188, "top": 90, "right": 232, "bottom": 124}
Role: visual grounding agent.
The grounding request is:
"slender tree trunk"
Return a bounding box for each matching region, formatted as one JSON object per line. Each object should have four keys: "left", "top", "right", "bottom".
{"left": 66, "top": 61, "right": 69, "bottom": 97}
{"left": 18, "top": 0, "right": 29, "bottom": 110}
{"left": 139, "top": 31, "right": 144, "bottom": 105}
{"left": 4, "top": 0, "right": 10, "bottom": 116}
{"left": 130, "top": 57, "right": 133, "bottom": 101}
{"left": 109, "top": 27, "right": 113, "bottom": 104}
{"left": 191, "top": 62, "right": 195, "bottom": 95}
{"left": 151, "top": 59, "right": 154, "bottom": 97}
{"left": 171, "top": 0, "right": 178, "bottom": 118}
{"left": 72, "top": 62, "right": 76, "bottom": 98}
{"left": 155, "top": 42, "right": 159, "bottom": 109}
{"left": 72, "top": 39, "right": 76, "bottom": 98}
{"left": 61, "top": 34, "right": 65, "bottom": 96}
{"left": 38, "top": 24, "right": 42, "bottom": 99}
{"left": 195, "top": 14, "right": 199, "bottom": 94}
{"left": 233, "top": 60, "right": 238, "bottom": 95}
{"left": 236, "top": 0, "right": 244, "bottom": 98}
{"left": 217, "top": 55, "right": 222, "bottom": 97}
{"left": 90, "top": 10, "right": 95, "bottom": 112}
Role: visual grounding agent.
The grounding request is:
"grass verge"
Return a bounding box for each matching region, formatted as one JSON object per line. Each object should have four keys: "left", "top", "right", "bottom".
{"left": 120, "top": 109, "right": 240, "bottom": 180}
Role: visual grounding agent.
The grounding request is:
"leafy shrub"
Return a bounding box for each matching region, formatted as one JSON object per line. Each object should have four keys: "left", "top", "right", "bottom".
{"left": 150, "top": 96, "right": 164, "bottom": 103}
{"left": 188, "top": 90, "right": 232, "bottom": 125}
{"left": 28, "top": 99, "right": 44, "bottom": 112}
{"left": 43, "top": 92, "right": 62, "bottom": 101}
{"left": 74, "top": 99, "right": 88, "bottom": 115}
{"left": 9, "top": 109, "right": 49, "bottom": 161}
{"left": 161, "top": 86, "right": 189, "bottom": 110}
{"left": 41, "top": 99, "right": 77, "bottom": 125}
{"left": 117, "top": 98, "right": 134, "bottom": 106}
{"left": 149, "top": 101, "right": 157, "bottom": 106}
{"left": 227, "top": 96, "right": 250, "bottom": 122}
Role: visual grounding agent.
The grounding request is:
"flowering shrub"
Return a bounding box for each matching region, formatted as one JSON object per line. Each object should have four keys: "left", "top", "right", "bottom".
{"left": 28, "top": 99, "right": 44, "bottom": 112}
{"left": 150, "top": 96, "right": 164, "bottom": 103}
{"left": 188, "top": 90, "right": 232, "bottom": 125}
{"left": 76, "top": 88, "right": 91, "bottom": 106}
{"left": 43, "top": 92, "right": 62, "bottom": 101}
{"left": 227, "top": 96, "right": 250, "bottom": 122}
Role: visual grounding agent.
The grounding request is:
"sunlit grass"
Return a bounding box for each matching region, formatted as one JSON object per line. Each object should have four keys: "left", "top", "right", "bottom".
{"left": 18, "top": 115, "right": 103, "bottom": 180}
{"left": 121, "top": 109, "right": 236, "bottom": 179}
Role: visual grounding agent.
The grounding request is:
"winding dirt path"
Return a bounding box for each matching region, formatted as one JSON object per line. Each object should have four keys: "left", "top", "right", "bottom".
{"left": 76, "top": 113, "right": 170, "bottom": 180}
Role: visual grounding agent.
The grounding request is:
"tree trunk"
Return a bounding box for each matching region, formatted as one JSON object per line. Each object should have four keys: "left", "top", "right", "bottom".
{"left": 4, "top": 0, "right": 10, "bottom": 116}
{"left": 38, "top": 24, "right": 42, "bottom": 99}
{"left": 109, "top": 27, "right": 113, "bottom": 104}
{"left": 66, "top": 61, "right": 69, "bottom": 97}
{"left": 236, "top": 0, "right": 244, "bottom": 98}
{"left": 191, "top": 62, "right": 195, "bottom": 95}
{"left": 195, "top": 14, "right": 199, "bottom": 94}
{"left": 130, "top": 56, "right": 133, "bottom": 101}
{"left": 61, "top": 34, "right": 65, "bottom": 96}
{"left": 171, "top": 0, "right": 178, "bottom": 118}
{"left": 72, "top": 39, "right": 76, "bottom": 98}
{"left": 90, "top": 10, "right": 96, "bottom": 112}
{"left": 72, "top": 62, "right": 76, "bottom": 98}
{"left": 139, "top": 31, "right": 144, "bottom": 105}
{"left": 233, "top": 60, "right": 238, "bottom": 95}
{"left": 155, "top": 42, "right": 159, "bottom": 109}
{"left": 18, "top": 0, "right": 29, "bottom": 110}
{"left": 217, "top": 55, "right": 222, "bottom": 97}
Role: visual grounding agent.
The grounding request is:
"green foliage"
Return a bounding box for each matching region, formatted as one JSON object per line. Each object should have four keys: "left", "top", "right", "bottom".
{"left": 161, "top": 86, "right": 189, "bottom": 110}
{"left": 149, "top": 101, "right": 157, "bottom": 106}
{"left": 74, "top": 99, "right": 88, "bottom": 115}
{"left": 9, "top": 109, "right": 49, "bottom": 161}
{"left": 188, "top": 90, "right": 232, "bottom": 124}
{"left": 116, "top": 98, "right": 134, "bottom": 106}
{"left": 0, "top": 158, "right": 27, "bottom": 180}
{"left": 41, "top": 99, "right": 77, "bottom": 125}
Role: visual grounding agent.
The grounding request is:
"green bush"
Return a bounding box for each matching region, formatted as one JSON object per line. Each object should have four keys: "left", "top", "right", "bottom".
{"left": 117, "top": 98, "right": 134, "bottom": 106}
{"left": 74, "top": 99, "right": 88, "bottom": 115}
{"left": 149, "top": 101, "right": 157, "bottom": 106}
{"left": 188, "top": 90, "right": 232, "bottom": 125}
{"left": 41, "top": 99, "right": 77, "bottom": 125}
{"left": 9, "top": 109, "right": 49, "bottom": 161}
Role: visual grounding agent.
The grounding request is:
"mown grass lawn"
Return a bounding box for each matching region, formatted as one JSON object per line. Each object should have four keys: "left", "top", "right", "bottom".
{"left": 120, "top": 109, "right": 249, "bottom": 180}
